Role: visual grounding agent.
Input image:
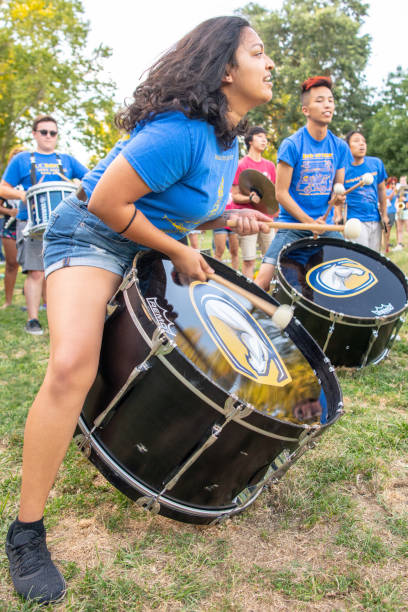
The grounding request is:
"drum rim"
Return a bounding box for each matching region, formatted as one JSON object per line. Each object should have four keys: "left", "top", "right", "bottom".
{"left": 277, "top": 236, "right": 408, "bottom": 324}
{"left": 133, "top": 251, "right": 343, "bottom": 429}
{"left": 26, "top": 180, "right": 77, "bottom": 196}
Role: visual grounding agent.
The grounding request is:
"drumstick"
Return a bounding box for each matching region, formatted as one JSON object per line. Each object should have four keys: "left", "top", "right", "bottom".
{"left": 322, "top": 175, "right": 373, "bottom": 221}
{"left": 206, "top": 272, "right": 293, "bottom": 330}
{"left": 227, "top": 217, "right": 361, "bottom": 240}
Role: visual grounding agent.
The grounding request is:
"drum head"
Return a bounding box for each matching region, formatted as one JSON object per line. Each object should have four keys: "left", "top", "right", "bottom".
{"left": 135, "top": 251, "right": 340, "bottom": 427}
{"left": 278, "top": 238, "right": 408, "bottom": 321}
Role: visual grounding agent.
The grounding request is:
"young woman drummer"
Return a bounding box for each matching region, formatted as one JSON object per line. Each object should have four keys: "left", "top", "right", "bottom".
{"left": 5, "top": 16, "right": 274, "bottom": 605}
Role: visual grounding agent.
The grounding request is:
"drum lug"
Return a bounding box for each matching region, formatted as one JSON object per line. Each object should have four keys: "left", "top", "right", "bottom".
{"left": 322, "top": 311, "right": 343, "bottom": 354}
{"left": 154, "top": 331, "right": 176, "bottom": 355}
{"left": 290, "top": 289, "right": 300, "bottom": 307}
{"left": 224, "top": 395, "right": 253, "bottom": 419}
{"left": 266, "top": 426, "right": 322, "bottom": 486}
{"left": 135, "top": 496, "right": 161, "bottom": 515}
{"left": 209, "top": 513, "right": 233, "bottom": 526}
{"left": 359, "top": 325, "right": 380, "bottom": 369}
{"left": 74, "top": 433, "right": 91, "bottom": 458}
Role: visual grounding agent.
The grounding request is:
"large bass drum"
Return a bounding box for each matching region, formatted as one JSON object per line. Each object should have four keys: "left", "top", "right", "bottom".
{"left": 274, "top": 237, "right": 408, "bottom": 368}
{"left": 77, "top": 251, "right": 343, "bottom": 525}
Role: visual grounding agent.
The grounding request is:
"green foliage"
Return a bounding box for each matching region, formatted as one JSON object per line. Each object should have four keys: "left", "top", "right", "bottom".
{"left": 0, "top": 0, "right": 121, "bottom": 169}
{"left": 238, "top": 0, "right": 372, "bottom": 146}
{"left": 364, "top": 68, "right": 408, "bottom": 175}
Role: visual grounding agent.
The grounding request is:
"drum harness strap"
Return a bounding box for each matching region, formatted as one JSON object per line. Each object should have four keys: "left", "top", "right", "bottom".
{"left": 30, "top": 152, "right": 65, "bottom": 185}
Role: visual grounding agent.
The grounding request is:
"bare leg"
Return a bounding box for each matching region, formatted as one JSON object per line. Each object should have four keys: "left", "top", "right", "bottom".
{"left": 242, "top": 258, "right": 255, "bottom": 279}
{"left": 213, "top": 233, "right": 226, "bottom": 260}
{"left": 229, "top": 233, "right": 239, "bottom": 270}
{"left": 255, "top": 262, "right": 275, "bottom": 291}
{"left": 19, "top": 266, "right": 121, "bottom": 522}
{"left": 25, "top": 270, "right": 44, "bottom": 320}
{"left": 42, "top": 276, "right": 47, "bottom": 306}
{"left": 396, "top": 218, "right": 403, "bottom": 245}
{"left": 188, "top": 232, "right": 201, "bottom": 250}
{"left": 2, "top": 237, "right": 19, "bottom": 306}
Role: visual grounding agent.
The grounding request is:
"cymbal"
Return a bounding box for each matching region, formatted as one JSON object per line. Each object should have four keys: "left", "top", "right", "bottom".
{"left": 238, "top": 169, "right": 279, "bottom": 215}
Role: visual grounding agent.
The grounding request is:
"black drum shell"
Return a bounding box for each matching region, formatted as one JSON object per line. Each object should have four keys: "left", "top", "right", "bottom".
{"left": 275, "top": 237, "right": 408, "bottom": 368}
{"left": 79, "top": 253, "right": 343, "bottom": 524}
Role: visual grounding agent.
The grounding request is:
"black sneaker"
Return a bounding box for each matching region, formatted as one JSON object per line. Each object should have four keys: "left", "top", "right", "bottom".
{"left": 24, "top": 319, "right": 43, "bottom": 335}
{"left": 5, "top": 521, "right": 66, "bottom": 605}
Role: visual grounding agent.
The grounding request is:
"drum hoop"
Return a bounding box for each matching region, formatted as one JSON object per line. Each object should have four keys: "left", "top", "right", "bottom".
{"left": 26, "top": 181, "right": 76, "bottom": 197}
{"left": 277, "top": 237, "right": 408, "bottom": 324}
{"left": 277, "top": 279, "right": 403, "bottom": 327}
{"left": 77, "top": 414, "right": 264, "bottom": 519}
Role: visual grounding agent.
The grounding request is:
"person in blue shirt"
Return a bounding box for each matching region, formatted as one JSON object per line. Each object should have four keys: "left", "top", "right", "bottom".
{"left": 344, "top": 130, "right": 388, "bottom": 252}
{"left": 5, "top": 16, "right": 274, "bottom": 606}
{"left": 255, "top": 76, "right": 348, "bottom": 290}
{"left": 0, "top": 115, "right": 88, "bottom": 334}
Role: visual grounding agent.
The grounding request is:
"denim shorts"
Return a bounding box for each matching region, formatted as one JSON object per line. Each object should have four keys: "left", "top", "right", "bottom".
{"left": 43, "top": 195, "right": 142, "bottom": 279}
{"left": 262, "top": 228, "right": 343, "bottom": 265}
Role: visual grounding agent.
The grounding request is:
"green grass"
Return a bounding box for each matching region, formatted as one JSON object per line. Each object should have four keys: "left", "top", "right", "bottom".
{"left": 1, "top": 238, "right": 408, "bottom": 610}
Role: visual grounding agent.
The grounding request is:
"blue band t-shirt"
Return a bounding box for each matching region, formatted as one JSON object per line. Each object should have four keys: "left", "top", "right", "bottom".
{"left": 82, "top": 112, "right": 238, "bottom": 240}
{"left": 386, "top": 188, "right": 397, "bottom": 214}
{"left": 277, "top": 126, "right": 352, "bottom": 222}
{"left": 344, "top": 156, "right": 387, "bottom": 222}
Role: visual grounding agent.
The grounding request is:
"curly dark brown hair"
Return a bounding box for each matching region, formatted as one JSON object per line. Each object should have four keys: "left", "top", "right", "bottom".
{"left": 115, "top": 16, "right": 250, "bottom": 149}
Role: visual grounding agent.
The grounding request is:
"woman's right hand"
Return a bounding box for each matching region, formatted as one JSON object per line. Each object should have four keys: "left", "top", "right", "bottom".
{"left": 169, "top": 243, "right": 214, "bottom": 283}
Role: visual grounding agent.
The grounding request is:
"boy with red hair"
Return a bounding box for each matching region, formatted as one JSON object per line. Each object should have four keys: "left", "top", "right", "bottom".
{"left": 256, "top": 76, "right": 350, "bottom": 290}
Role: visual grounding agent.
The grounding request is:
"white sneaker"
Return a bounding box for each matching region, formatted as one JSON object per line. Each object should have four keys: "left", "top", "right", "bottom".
{"left": 392, "top": 244, "right": 404, "bottom": 251}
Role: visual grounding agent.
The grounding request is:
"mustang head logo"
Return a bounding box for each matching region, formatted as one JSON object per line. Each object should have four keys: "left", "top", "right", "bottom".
{"left": 190, "top": 282, "right": 291, "bottom": 387}
{"left": 306, "top": 258, "right": 378, "bottom": 297}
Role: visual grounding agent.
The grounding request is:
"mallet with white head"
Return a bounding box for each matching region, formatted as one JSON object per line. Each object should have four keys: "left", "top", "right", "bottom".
{"left": 206, "top": 273, "right": 294, "bottom": 331}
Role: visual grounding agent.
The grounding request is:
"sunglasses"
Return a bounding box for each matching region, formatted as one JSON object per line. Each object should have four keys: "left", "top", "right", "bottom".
{"left": 36, "top": 129, "right": 58, "bottom": 137}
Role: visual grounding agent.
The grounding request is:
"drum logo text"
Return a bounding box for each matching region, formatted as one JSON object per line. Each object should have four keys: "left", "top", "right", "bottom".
{"left": 306, "top": 258, "right": 378, "bottom": 297}
{"left": 146, "top": 297, "right": 176, "bottom": 336}
{"left": 190, "top": 283, "right": 291, "bottom": 386}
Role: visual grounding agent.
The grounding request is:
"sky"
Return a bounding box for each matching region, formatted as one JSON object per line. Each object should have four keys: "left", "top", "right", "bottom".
{"left": 69, "top": 0, "right": 406, "bottom": 160}
{"left": 82, "top": 0, "right": 406, "bottom": 103}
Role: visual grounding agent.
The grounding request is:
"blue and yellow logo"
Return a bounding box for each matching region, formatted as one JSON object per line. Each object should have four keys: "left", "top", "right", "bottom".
{"left": 306, "top": 258, "right": 378, "bottom": 298}
{"left": 190, "top": 283, "right": 291, "bottom": 387}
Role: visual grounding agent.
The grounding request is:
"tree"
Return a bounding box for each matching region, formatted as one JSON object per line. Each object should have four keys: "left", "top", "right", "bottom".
{"left": 364, "top": 68, "right": 408, "bottom": 176}
{"left": 237, "top": 0, "right": 372, "bottom": 152}
{"left": 0, "top": 0, "right": 120, "bottom": 169}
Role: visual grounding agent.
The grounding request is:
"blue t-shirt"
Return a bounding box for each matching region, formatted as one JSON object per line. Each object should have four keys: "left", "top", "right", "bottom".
{"left": 344, "top": 156, "right": 387, "bottom": 222}
{"left": 277, "top": 126, "right": 352, "bottom": 222}
{"left": 82, "top": 112, "right": 238, "bottom": 239}
{"left": 2, "top": 152, "right": 88, "bottom": 220}
{"left": 386, "top": 187, "right": 397, "bottom": 214}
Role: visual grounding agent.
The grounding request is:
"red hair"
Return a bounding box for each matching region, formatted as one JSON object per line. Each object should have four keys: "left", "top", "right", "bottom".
{"left": 301, "top": 76, "right": 332, "bottom": 93}
{"left": 386, "top": 176, "right": 397, "bottom": 187}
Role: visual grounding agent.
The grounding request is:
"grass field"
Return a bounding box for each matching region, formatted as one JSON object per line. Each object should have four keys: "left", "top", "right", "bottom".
{"left": 0, "top": 233, "right": 407, "bottom": 611}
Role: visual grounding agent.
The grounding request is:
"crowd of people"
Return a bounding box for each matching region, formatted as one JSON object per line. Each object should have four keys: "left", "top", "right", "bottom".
{"left": 0, "top": 14, "right": 407, "bottom": 607}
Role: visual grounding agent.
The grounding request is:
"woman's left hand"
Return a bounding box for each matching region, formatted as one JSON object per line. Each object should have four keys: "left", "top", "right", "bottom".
{"left": 226, "top": 208, "right": 271, "bottom": 235}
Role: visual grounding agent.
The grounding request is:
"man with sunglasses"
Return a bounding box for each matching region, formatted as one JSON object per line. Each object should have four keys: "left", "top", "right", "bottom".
{"left": 255, "top": 76, "right": 350, "bottom": 290}
{"left": 0, "top": 115, "right": 88, "bottom": 334}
